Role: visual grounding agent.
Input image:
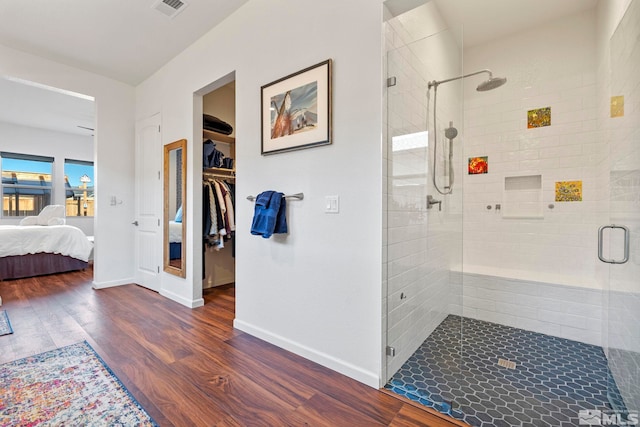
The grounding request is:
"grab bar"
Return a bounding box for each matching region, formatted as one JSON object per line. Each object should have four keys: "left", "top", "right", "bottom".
{"left": 598, "top": 224, "right": 630, "bottom": 264}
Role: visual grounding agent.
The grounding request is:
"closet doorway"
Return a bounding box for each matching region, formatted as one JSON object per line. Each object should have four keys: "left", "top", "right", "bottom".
{"left": 200, "top": 76, "right": 236, "bottom": 296}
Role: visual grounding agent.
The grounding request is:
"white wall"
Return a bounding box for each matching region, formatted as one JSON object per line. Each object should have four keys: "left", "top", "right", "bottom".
{"left": 0, "top": 121, "right": 94, "bottom": 235}
{"left": 0, "top": 43, "right": 136, "bottom": 287}
{"left": 462, "top": 10, "right": 601, "bottom": 287}
{"left": 136, "top": 0, "right": 384, "bottom": 386}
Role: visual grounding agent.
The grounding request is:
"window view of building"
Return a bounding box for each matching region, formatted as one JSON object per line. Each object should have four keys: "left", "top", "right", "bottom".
{"left": 64, "top": 159, "right": 94, "bottom": 217}
{"left": 0, "top": 154, "right": 94, "bottom": 218}
{"left": 1, "top": 153, "right": 53, "bottom": 217}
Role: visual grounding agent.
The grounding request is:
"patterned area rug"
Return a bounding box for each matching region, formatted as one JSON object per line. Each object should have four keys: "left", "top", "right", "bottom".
{"left": 0, "top": 310, "right": 12, "bottom": 336}
{"left": 0, "top": 341, "right": 157, "bottom": 426}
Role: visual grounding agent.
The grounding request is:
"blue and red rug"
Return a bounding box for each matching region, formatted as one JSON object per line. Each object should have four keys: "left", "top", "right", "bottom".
{"left": 0, "top": 341, "right": 157, "bottom": 426}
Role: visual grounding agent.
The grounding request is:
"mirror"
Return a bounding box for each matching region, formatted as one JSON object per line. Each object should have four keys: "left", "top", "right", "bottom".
{"left": 164, "top": 139, "right": 187, "bottom": 278}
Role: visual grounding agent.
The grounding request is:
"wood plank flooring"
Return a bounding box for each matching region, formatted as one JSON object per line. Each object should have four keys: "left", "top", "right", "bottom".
{"left": 0, "top": 268, "right": 466, "bottom": 426}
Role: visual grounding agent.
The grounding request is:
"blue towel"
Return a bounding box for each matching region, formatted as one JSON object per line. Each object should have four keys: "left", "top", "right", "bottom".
{"left": 274, "top": 197, "right": 287, "bottom": 234}
{"left": 251, "top": 191, "right": 287, "bottom": 238}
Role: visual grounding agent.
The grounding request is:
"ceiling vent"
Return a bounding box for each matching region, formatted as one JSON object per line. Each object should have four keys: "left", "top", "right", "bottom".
{"left": 151, "top": 0, "right": 188, "bottom": 18}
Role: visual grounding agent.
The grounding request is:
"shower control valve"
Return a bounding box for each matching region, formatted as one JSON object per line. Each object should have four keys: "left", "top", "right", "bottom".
{"left": 427, "top": 195, "right": 442, "bottom": 211}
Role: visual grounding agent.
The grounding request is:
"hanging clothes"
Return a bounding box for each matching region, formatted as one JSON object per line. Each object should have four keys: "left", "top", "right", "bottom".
{"left": 220, "top": 181, "right": 235, "bottom": 233}
{"left": 202, "top": 177, "right": 236, "bottom": 251}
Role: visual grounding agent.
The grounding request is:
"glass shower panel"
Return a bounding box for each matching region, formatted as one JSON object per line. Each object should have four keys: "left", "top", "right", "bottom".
{"left": 384, "top": 22, "right": 465, "bottom": 416}
{"left": 607, "top": 0, "right": 640, "bottom": 415}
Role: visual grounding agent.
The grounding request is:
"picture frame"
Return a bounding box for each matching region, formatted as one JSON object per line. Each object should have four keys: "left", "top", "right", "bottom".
{"left": 261, "top": 59, "right": 332, "bottom": 155}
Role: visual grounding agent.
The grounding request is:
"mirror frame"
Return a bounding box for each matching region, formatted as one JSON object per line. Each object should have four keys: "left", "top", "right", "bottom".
{"left": 164, "top": 138, "right": 187, "bottom": 278}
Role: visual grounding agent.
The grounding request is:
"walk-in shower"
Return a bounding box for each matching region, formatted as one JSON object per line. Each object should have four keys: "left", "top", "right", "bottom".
{"left": 427, "top": 69, "right": 506, "bottom": 195}
{"left": 384, "top": 0, "right": 639, "bottom": 425}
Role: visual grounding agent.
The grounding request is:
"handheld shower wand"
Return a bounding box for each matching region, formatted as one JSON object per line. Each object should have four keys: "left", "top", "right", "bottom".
{"left": 444, "top": 122, "right": 458, "bottom": 190}
{"left": 427, "top": 69, "right": 506, "bottom": 195}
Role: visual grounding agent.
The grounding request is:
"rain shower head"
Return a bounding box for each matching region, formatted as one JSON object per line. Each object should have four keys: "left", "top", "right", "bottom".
{"left": 477, "top": 76, "right": 507, "bottom": 91}
{"left": 427, "top": 69, "right": 507, "bottom": 91}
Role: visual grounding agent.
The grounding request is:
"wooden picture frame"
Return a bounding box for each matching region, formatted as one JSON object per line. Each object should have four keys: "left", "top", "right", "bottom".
{"left": 261, "top": 59, "right": 332, "bottom": 155}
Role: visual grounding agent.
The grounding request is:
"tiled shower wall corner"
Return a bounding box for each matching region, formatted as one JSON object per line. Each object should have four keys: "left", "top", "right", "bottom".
{"left": 607, "top": 0, "right": 640, "bottom": 411}
{"left": 383, "top": 2, "right": 463, "bottom": 382}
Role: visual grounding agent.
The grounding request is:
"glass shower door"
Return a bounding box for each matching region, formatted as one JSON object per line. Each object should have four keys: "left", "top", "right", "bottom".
{"left": 605, "top": 0, "right": 640, "bottom": 417}
{"left": 383, "top": 22, "right": 465, "bottom": 418}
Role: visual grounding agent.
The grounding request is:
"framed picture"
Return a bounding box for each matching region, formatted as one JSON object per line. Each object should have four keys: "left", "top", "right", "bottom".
{"left": 261, "top": 59, "right": 332, "bottom": 155}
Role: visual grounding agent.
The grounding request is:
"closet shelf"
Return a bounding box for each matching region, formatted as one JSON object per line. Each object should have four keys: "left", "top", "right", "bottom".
{"left": 203, "top": 167, "right": 235, "bottom": 178}
{"left": 203, "top": 129, "right": 235, "bottom": 144}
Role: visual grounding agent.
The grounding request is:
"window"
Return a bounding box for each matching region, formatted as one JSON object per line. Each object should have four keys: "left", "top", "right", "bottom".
{"left": 1, "top": 152, "right": 53, "bottom": 217}
{"left": 64, "top": 159, "right": 94, "bottom": 217}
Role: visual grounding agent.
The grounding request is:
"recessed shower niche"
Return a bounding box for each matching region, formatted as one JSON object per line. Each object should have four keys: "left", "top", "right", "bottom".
{"left": 502, "top": 174, "right": 543, "bottom": 219}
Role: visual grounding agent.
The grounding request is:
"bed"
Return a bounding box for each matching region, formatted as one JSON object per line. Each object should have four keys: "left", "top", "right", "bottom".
{"left": 169, "top": 220, "right": 182, "bottom": 260}
{"left": 0, "top": 224, "right": 93, "bottom": 280}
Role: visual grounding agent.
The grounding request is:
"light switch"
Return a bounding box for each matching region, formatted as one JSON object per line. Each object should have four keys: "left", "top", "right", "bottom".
{"left": 325, "top": 195, "right": 339, "bottom": 213}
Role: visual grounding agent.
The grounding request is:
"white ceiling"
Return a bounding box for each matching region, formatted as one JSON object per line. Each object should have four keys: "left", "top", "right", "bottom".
{"left": 0, "top": 0, "right": 249, "bottom": 86}
{"left": 0, "top": 77, "right": 95, "bottom": 137}
{"left": 434, "top": 0, "right": 598, "bottom": 48}
{"left": 0, "top": 0, "right": 599, "bottom": 138}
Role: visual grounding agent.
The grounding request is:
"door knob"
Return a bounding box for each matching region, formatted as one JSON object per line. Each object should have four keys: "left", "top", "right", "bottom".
{"left": 132, "top": 221, "right": 139, "bottom": 226}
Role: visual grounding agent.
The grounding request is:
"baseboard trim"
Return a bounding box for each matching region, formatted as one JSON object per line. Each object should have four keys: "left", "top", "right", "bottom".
{"left": 92, "top": 277, "right": 135, "bottom": 289}
{"left": 233, "top": 318, "right": 380, "bottom": 388}
{"left": 160, "top": 288, "right": 204, "bottom": 308}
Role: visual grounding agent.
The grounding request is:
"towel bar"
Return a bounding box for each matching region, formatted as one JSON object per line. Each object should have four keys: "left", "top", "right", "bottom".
{"left": 246, "top": 192, "right": 304, "bottom": 202}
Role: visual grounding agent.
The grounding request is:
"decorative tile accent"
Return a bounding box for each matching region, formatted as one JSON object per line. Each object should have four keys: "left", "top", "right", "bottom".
{"left": 468, "top": 157, "right": 489, "bottom": 174}
{"left": 610, "top": 96, "right": 624, "bottom": 118}
{"left": 385, "top": 315, "right": 626, "bottom": 427}
{"left": 555, "top": 181, "right": 582, "bottom": 202}
{"left": 527, "top": 107, "right": 551, "bottom": 128}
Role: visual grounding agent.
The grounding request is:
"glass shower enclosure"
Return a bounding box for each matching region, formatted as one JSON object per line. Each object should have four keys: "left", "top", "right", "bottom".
{"left": 382, "top": 19, "right": 464, "bottom": 412}
{"left": 383, "top": 0, "right": 640, "bottom": 424}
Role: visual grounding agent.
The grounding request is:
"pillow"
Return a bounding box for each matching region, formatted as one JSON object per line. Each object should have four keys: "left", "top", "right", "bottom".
{"left": 37, "top": 205, "right": 66, "bottom": 226}
{"left": 19, "top": 216, "right": 39, "bottom": 226}
{"left": 47, "top": 217, "right": 66, "bottom": 226}
{"left": 174, "top": 206, "right": 183, "bottom": 223}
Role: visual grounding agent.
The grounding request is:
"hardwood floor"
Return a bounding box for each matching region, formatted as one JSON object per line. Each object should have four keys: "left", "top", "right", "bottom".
{"left": 0, "top": 268, "right": 466, "bottom": 426}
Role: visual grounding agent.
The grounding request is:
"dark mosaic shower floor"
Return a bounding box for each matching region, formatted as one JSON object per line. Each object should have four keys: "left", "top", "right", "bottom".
{"left": 385, "top": 315, "right": 627, "bottom": 427}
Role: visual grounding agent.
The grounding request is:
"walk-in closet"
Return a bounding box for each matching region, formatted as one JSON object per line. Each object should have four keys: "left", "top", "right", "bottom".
{"left": 202, "top": 81, "right": 235, "bottom": 290}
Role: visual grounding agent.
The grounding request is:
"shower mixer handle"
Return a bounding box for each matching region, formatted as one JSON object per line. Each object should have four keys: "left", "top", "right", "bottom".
{"left": 427, "top": 195, "right": 442, "bottom": 211}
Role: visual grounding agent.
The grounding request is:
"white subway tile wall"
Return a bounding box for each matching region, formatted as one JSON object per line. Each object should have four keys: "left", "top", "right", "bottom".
{"left": 450, "top": 271, "right": 603, "bottom": 346}
{"left": 462, "top": 10, "right": 604, "bottom": 284}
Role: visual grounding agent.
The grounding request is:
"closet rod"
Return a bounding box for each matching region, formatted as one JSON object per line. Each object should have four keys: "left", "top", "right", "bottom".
{"left": 246, "top": 192, "right": 304, "bottom": 202}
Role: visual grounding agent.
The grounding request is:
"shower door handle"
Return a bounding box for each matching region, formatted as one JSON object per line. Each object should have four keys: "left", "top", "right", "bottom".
{"left": 598, "top": 225, "right": 630, "bottom": 264}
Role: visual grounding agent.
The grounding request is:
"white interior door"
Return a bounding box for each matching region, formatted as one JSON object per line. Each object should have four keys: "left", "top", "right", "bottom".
{"left": 134, "top": 113, "right": 161, "bottom": 291}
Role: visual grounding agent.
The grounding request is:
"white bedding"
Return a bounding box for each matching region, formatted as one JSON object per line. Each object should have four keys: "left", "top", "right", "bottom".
{"left": 0, "top": 225, "right": 94, "bottom": 262}
{"left": 169, "top": 221, "right": 182, "bottom": 243}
